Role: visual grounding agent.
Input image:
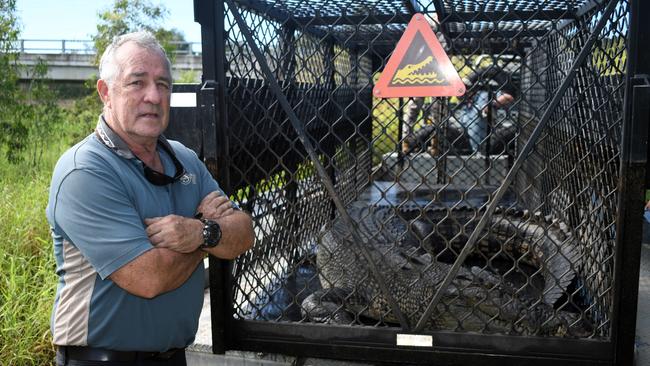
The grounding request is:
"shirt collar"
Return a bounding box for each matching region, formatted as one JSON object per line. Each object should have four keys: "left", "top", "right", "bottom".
{"left": 95, "top": 115, "right": 175, "bottom": 160}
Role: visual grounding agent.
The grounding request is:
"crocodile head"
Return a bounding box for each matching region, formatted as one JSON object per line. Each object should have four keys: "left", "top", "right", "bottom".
{"left": 393, "top": 56, "right": 444, "bottom": 85}
{"left": 394, "top": 56, "right": 433, "bottom": 81}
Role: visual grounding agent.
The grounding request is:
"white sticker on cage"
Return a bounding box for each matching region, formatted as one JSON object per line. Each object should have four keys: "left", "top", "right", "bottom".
{"left": 171, "top": 93, "right": 197, "bottom": 107}
{"left": 396, "top": 333, "right": 433, "bottom": 347}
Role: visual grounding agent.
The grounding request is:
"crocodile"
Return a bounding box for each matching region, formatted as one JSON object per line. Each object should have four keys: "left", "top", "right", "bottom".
{"left": 302, "top": 202, "right": 587, "bottom": 336}
{"left": 393, "top": 56, "right": 445, "bottom": 85}
{"left": 402, "top": 203, "right": 581, "bottom": 306}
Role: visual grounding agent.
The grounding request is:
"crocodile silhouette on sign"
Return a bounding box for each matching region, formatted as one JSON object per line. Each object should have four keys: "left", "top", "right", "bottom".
{"left": 392, "top": 56, "right": 445, "bottom": 85}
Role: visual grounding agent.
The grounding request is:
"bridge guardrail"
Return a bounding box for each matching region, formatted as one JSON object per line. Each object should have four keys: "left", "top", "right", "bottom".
{"left": 12, "top": 39, "right": 202, "bottom": 55}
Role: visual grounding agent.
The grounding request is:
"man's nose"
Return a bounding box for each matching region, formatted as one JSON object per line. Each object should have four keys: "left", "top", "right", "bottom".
{"left": 143, "top": 83, "right": 163, "bottom": 104}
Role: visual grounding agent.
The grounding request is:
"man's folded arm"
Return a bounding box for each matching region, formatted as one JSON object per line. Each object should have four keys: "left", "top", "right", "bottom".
{"left": 52, "top": 168, "right": 206, "bottom": 299}
{"left": 109, "top": 247, "right": 204, "bottom": 299}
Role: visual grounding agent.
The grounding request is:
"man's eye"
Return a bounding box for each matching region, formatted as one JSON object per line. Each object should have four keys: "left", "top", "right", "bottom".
{"left": 158, "top": 82, "right": 170, "bottom": 89}
{"left": 129, "top": 80, "right": 142, "bottom": 86}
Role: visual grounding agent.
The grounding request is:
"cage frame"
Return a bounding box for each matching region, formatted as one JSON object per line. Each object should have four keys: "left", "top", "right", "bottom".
{"left": 164, "top": 1, "right": 650, "bottom": 364}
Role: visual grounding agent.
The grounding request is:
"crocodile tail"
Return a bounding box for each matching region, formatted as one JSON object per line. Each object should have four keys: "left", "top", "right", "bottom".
{"left": 490, "top": 211, "right": 579, "bottom": 306}
{"left": 540, "top": 220, "right": 581, "bottom": 305}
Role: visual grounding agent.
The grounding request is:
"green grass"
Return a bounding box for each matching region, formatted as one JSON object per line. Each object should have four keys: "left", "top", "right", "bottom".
{"left": 0, "top": 107, "right": 87, "bottom": 365}
{"left": 0, "top": 161, "right": 58, "bottom": 365}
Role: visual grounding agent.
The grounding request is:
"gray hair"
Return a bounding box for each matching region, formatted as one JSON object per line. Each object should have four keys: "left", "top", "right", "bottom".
{"left": 99, "top": 31, "right": 172, "bottom": 85}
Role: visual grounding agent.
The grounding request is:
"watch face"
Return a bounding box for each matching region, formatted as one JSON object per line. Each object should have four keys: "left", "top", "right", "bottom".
{"left": 202, "top": 220, "right": 221, "bottom": 248}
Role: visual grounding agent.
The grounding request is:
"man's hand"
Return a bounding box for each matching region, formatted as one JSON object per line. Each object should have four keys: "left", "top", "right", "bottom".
{"left": 144, "top": 215, "right": 203, "bottom": 253}
{"left": 196, "top": 191, "right": 234, "bottom": 219}
{"left": 481, "top": 92, "right": 515, "bottom": 116}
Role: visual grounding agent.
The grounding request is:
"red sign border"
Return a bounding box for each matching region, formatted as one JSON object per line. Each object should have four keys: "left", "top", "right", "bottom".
{"left": 373, "top": 13, "right": 466, "bottom": 98}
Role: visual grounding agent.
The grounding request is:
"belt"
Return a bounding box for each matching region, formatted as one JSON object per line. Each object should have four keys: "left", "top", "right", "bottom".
{"left": 57, "top": 345, "right": 183, "bottom": 362}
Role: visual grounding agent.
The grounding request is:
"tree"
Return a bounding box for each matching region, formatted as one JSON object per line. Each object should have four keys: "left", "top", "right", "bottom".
{"left": 22, "top": 59, "right": 65, "bottom": 165}
{"left": 92, "top": 0, "right": 187, "bottom": 62}
{"left": 0, "top": 0, "right": 27, "bottom": 162}
{"left": 64, "top": 0, "right": 190, "bottom": 146}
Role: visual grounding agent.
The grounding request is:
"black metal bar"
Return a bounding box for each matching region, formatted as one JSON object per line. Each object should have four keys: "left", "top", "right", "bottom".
{"left": 230, "top": 320, "right": 613, "bottom": 365}
{"left": 231, "top": 0, "right": 292, "bottom": 26}
{"left": 289, "top": 10, "right": 573, "bottom": 26}
{"left": 212, "top": 0, "right": 231, "bottom": 191}
{"left": 365, "top": 38, "right": 532, "bottom": 48}
{"left": 414, "top": 0, "right": 620, "bottom": 332}
{"left": 402, "top": 0, "right": 421, "bottom": 15}
{"left": 291, "top": 13, "right": 412, "bottom": 26}
{"left": 195, "top": 0, "right": 215, "bottom": 83}
{"left": 325, "top": 41, "right": 337, "bottom": 220}
{"left": 575, "top": 0, "right": 606, "bottom": 18}
{"left": 432, "top": 0, "right": 452, "bottom": 46}
{"left": 194, "top": 0, "right": 233, "bottom": 355}
{"left": 448, "top": 29, "right": 552, "bottom": 38}
{"left": 224, "top": 0, "right": 412, "bottom": 330}
{"left": 195, "top": 1, "right": 221, "bottom": 353}
{"left": 446, "top": 9, "right": 574, "bottom": 22}
{"left": 232, "top": 0, "right": 335, "bottom": 42}
{"left": 558, "top": 0, "right": 600, "bottom": 31}
{"left": 612, "top": 0, "right": 650, "bottom": 364}
{"left": 278, "top": 24, "right": 296, "bottom": 82}
{"left": 354, "top": 30, "right": 543, "bottom": 47}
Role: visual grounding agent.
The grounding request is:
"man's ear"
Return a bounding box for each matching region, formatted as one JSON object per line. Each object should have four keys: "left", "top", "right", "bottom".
{"left": 97, "top": 79, "right": 110, "bottom": 107}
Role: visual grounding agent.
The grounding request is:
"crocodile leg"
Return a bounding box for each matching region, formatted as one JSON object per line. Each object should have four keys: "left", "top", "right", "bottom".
{"left": 301, "top": 287, "right": 357, "bottom": 324}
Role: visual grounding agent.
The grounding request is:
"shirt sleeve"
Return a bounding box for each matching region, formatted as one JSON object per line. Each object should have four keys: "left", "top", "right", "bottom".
{"left": 50, "top": 168, "right": 152, "bottom": 279}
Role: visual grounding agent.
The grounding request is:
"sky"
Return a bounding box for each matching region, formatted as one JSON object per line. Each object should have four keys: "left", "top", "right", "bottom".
{"left": 15, "top": 0, "right": 202, "bottom": 42}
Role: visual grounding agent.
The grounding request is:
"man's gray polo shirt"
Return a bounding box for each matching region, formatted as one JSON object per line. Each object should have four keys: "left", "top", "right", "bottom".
{"left": 46, "top": 118, "right": 222, "bottom": 351}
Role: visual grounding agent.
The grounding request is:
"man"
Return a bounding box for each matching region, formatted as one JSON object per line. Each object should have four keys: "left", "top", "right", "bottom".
{"left": 46, "top": 31, "right": 254, "bottom": 365}
{"left": 459, "top": 57, "right": 517, "bottom": 154}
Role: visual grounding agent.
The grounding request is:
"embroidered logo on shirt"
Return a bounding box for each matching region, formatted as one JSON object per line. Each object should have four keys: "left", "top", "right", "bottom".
{"left": 180, "top": 173, "right": 196, "bottom": 185}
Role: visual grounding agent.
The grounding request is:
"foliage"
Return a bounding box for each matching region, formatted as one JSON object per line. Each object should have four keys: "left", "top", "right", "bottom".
{"left": 65, "top": 79, "right": 105, "bottom": 141}
{"left": 593, "top": 36, "right": 626, "bottom": 76}
{"left": 0, "top": 0, "right": 26, "bottom": 163}
{"left": 21, "top": 59, "right": 68, "bottom": 165}
{"left": 176, "top": 69, "right": 201, "bottom": 84}
{"left": 0, "top": 1, "right": 198, "bottom": 364}
{"left": 0, "top": 96, "right": 92, "bottom": 364}
{"left": 0, "top": 161, "right": 58, "bottom": 365}
{"left": 0, "top": 0, "right": 19, "bottom": 107}
{"left": 92, "top": 0, "right": 187, "bottom": 63}
{"left": 0, "top": 57, "right": 69, "bottom": 165}
{"left": 0, "top": 2, "right": 71, "bottom": 165}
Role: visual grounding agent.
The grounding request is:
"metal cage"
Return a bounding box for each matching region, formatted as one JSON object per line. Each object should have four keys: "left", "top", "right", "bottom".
{"left": 167, "top": 0, "right": 650, "bottom": 364}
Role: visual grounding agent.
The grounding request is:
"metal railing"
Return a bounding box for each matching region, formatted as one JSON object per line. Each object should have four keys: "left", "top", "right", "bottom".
{"left": 12, "top": 39, "right": 202, "bottom": 55}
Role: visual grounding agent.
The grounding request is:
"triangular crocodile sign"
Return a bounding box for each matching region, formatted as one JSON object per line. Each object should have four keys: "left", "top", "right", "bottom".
{"left": 373, "top": 13, "right": 466, "bottom": 98}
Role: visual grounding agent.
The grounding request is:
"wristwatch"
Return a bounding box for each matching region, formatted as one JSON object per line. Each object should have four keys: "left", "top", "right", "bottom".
{"left": 200, "top": 219, "right": 222, "bottom": 249}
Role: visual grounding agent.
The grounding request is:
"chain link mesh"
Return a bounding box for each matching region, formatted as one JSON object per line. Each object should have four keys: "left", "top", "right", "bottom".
{"left": 219, "top": 0, "right": 628, "bottom": 342}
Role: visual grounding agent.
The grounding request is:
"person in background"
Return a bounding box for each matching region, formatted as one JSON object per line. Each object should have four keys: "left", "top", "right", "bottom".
{"left": 46, "top": 31, "right": 254, "bottom": 366}
{"left": 459, "top": 56, "right": 518, "bottom": 154}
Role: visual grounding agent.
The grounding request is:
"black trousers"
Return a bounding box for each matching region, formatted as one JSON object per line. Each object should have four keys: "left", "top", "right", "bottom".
{"left": 56, "top": 346, "right": 186, "bottom": 366}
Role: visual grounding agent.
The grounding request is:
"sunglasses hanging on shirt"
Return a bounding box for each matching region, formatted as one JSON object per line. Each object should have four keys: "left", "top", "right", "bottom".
{"left": 139, "top": 141, "right": 186, "bottom": 186}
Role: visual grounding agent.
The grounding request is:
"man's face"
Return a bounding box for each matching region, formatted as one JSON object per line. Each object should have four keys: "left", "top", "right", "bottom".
{"left": 99, "top": 42, "right": 172, "bottom": 145}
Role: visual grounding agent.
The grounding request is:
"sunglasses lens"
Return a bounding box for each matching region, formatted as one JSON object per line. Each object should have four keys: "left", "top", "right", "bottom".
{"left": 144, "top": 166, "right": 173, "bottom": 186}
{"left": 142, "top": 154, "right": 185, "bottom": 186}
{"left": 140, "top": 141, "right": 186, "bottom": 186}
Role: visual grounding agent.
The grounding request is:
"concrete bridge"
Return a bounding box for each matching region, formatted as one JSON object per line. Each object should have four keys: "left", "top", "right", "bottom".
{"left": 16, "top": 39, "right": 203, "bottom": 83}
